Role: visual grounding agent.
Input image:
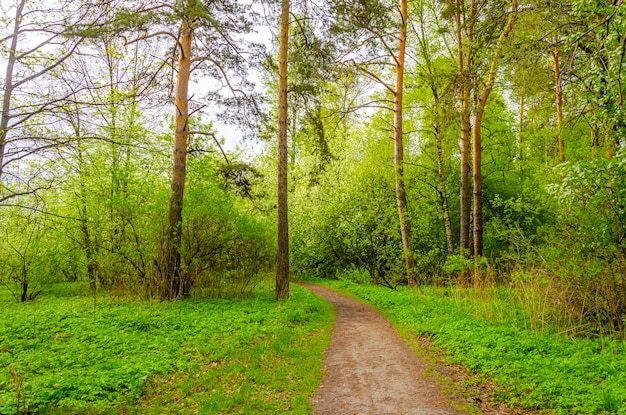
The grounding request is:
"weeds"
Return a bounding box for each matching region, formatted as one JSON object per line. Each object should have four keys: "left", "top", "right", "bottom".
{"left": 9, "top": 367, "right": 25, "bottom": 415}
{"left": 0, "top": 281, "right": 333, "bottom": 414}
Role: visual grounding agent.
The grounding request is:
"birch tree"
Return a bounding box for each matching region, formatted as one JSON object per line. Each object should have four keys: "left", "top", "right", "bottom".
{"left": 413, "top": 0, "right": 456, "bottom": 255}
{"left": 0, "top": 0, "right": 100, "bottom": 199}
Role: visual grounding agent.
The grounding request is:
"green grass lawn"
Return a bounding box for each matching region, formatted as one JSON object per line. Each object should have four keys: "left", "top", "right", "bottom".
{"left": 0, "top": 281, "right": 334, "bottom": 414}
{"left": 310, "top": 278, "right": 626, "bottom": 415}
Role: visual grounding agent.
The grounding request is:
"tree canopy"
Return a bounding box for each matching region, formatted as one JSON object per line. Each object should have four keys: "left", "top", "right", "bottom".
{"left": 0, "top": 0, "right": 625, "bottom": 330}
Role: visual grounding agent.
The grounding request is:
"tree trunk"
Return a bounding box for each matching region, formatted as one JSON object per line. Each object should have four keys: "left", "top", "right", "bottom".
{"left": 276, "top": 0, "right": 290, "bottom": 301}
{"left": 21, "top": 280, "right": 28, "bottom": 303}
{"left": 456, "top": 0, "right": 472, "bottom": 256}
{"left": 472, "top": 0, "right": 517, "bottom": 258}
{"left": 435, "top": 123, "right": 455, "bottom": 255}
{"left": 0, "top": 0, "right": 24, "bottom": 179}
{"left": 552, "top": 46, "right": 565, "bottom": 163}
{"left": 518, "top": 94, "right": 524, "bottom": 159}
{"left": 163, "top": 18, "right": 192, "bottom": 300}
{"left": 74, "top": 127, "right": 99, "bottom": 291}
{"left": 518, "top": 93, "right": 525, "bottom": 192}
{"left": 394, "top": 0, "right": 417, "bottom": 286}
{"left": 416, "top": 3, "right": 453, "bottom": 257}
{"left": 472, "top": 103, "right": 485, "bottom": 257}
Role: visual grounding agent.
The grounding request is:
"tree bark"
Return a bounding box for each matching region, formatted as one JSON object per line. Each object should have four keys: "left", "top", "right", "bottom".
{"left": 416, "top": 3, "right": 453, "bottom": 257}
{"left": 72, "top": 121, "right": 99, "bottom": 291}
{"left": 518, "top": 93, "right": 524, "bottom": 159}
{"left": 394, "top": 0, "right": 417, "bottom": 286}
{"left": 435, "top": 123, "right": 455, "bottom": 255}
{"left": 0, "top": 0, "right": 24, "bottom": 179}
{"left": 518, "top": 93, "right": 525, "bottom": 192}
{"left": 472, "top": 0, "right": 517, "bottom": 257}
{"left": 163, "top": 17, "right": 193, "bottom": 300}
{"left": 276, "top": 0, "right": 290, "bottom": 301}
{"left": 472, "top": 101, "right": 485, "bottom": 257}
{"left": 552, "top": 46, "right": 565, "bottom": 163}
{"left": 456, "top": 0, "right": 472, "bottom": 256}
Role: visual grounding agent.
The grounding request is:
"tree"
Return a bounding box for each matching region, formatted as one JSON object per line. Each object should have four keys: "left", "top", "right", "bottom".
{"left": 0, "top": 0, "right": 100, "bottom": 199}
{"left": 393, "top": 0, "right": 418, "bottom": 285}
{"left": 0, "top": 210, "right": 43, "bottom": 302}
{"left": 116, "top": 0, "right": 257, "bottom": 299}
{"left": 569, "top": 0, "right": 626, "bottom": 159}
{"left": 331, "top": 0, "right": 418, "bottom": 284}
{"left": 412, "top": 0, "right": 456, "bottom": 255}
{"left": 454, "top": 0, "right": 472, "bottom": 256}
{"left": 471, "top": 0, "right": 517, "bottom": 257}
{"left": 163, "top": 14, "right": 193, "bottom": 300}
{"left": 276, "top": 0, "right": 291, "bottom": 300}
{"left": 450, "top": 0, "right": 518, "bottom": 257}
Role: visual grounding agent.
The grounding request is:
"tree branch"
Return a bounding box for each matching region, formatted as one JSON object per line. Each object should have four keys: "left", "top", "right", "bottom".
{"left": 345, "top": 60, "right": 396, "bottom": 95}
{"left": 124, "top": 31, "right": 183, "bottom": 55}
{"left": 191, "top": 56, "right": 248, "bottom": 97}
{"left": 13, "top": 38, "right": 85, "bottom": 89}
{"left": 188, "top": 130, "right": 230, "bottom": 164}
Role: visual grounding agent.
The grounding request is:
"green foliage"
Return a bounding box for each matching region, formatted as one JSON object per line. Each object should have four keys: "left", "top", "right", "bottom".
{"left": 336, "top": 266, "right": 371, "bottom": 285}
{"left": 0, "top": 282, "right": 333, "bottom": 414}
{"left": 484, "top": 192, "right": 550, "bottom": 260}
{"left": 533, "top": 152, "right": 626, "bottom": 332}
{"left": 0, "top": 126, "right": 272, "bottom": 299}
{"left": 314, "top": 279, "right": 626, "bottom": 414}
{"left": 547, "top": 155, "right": 626, "bottom": 262}
{"left": 288, "top": 129, "right": 405, "bottom": 285}
{"left": 442, "top": 255, "right": 487, "bottom": 275}
{"left": 569, "top": 0, "right": 626, "bottom": 151}
{"left": 182, "top": 154, "right": 274, "bottom": 297}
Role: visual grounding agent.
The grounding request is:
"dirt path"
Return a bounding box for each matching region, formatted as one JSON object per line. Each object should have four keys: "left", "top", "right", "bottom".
{"left": 304, "top": 284, "right": 467, "bottom": 415}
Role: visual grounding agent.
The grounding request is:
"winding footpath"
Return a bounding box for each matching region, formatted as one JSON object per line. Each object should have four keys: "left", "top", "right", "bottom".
{"left": 304, "top": 284, "right": 467, "bottom": 415}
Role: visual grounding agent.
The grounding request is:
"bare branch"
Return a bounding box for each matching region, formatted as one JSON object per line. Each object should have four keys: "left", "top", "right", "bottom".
{"left": 191, "top": 56, "right": 249, "bottom": 97}
{"left": 12, "top": 38, "right": 85, "bottom": 90}
{"left": 14, "top": 33, "right": 61, "bottom": 61}
{"left": 124, "top": 31, "right": 183, "bottom": 54}
{"left": 345, "top": 60, "right": 395, "bottom": 95}
{"left": 0, "top": 183, "right": 50, "bottom": 204}
{"left": 0, "top": 202, "right": 82, "bottom": 221}
{"left": 188, "top": 130, "right": 230, "bottom": 164}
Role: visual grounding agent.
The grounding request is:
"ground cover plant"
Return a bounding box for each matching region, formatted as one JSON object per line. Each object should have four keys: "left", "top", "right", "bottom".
{"left": 0, "top": 282, "right": 334, "bottom": 414}
{"left": 310, "top": 278, "right": 626, "bottom": 415}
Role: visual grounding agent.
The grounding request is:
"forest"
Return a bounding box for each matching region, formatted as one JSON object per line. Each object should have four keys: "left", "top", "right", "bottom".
{"left": 1, "top": 0, "right": 626, "bottom": 413}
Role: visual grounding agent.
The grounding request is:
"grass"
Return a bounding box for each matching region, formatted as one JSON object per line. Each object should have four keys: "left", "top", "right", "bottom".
{"left": 0, "top": 281, "right": 334, "bottom": 414}
{"left": 308, "top": 277, "right": 626, "bottom": 415}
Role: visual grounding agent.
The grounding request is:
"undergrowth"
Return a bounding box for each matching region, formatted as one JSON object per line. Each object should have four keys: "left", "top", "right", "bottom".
{"left": 311, "top": 278, "right": 626, "bottom": 415}
{"left": 0, "top": 281, "right": 334, "bottom": 414}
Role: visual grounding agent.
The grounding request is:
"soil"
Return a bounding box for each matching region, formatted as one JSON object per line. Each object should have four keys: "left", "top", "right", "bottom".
{"left": 303, "top": 284, "right": 538, "bottom": 415}
{"left": 304, "top": 284, "right": 468, "bottom": 415}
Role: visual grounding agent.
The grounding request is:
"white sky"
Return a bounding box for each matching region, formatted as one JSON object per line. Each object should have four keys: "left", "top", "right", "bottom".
{"left": 0, "top": 0, "right": 271, "bottom": 158}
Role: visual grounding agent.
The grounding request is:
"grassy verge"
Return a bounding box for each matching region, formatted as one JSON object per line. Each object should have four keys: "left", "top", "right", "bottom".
{"left": 0, "top": 281, "right": 334, "bottom": 414}
{"left": 308, "top": 278, "right": 626, "bottom": 415}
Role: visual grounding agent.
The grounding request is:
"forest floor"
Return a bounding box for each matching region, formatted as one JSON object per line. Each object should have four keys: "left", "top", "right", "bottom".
{"left": 303, "top": 284, "right": 468, "bottom": 415}
{"left": 303, "top": 284, "right": 538, "bottom": 415}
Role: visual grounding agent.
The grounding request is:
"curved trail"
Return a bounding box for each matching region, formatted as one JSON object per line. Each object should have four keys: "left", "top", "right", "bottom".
{"left": 304, "top": 284, "right": 467, "bottom": 415}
